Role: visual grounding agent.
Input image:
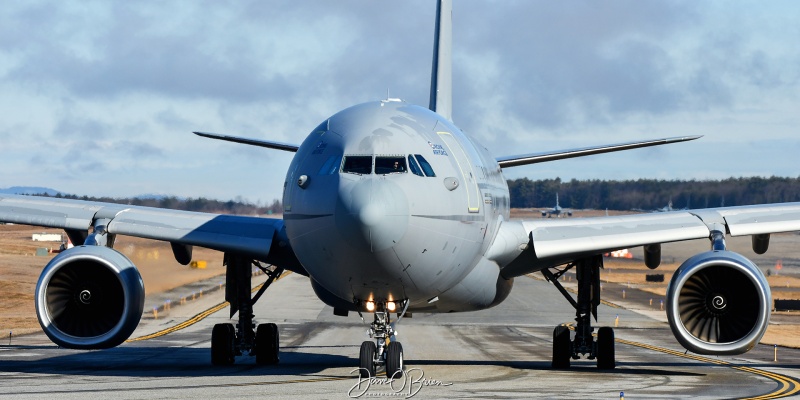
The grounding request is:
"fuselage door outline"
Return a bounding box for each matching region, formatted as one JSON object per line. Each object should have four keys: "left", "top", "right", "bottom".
{"left": 437, "top": 131, "right": 480, "bottom": 213}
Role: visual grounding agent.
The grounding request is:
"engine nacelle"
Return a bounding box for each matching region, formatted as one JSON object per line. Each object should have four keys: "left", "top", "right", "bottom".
{"left": 666, "top": 250, "right": 770, "bottom": 355}
{"left": 35, "top": 246, "right": 145, "bottom": 349}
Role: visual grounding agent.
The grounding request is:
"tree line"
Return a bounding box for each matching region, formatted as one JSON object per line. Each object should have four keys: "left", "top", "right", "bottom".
{"left": 27, "top": 175, "right": 800, "bottom": 213}
{"left": 34, "top": 193, "right": 283, "bottom": 215}
{"left": 508, "top": 176, "right": 800, "bottom": 210}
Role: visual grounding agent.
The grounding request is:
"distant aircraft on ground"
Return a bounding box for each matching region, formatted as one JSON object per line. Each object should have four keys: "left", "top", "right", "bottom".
{"left": 541, "top": 193, "right": 572, "bottom": 218}
{"left": 654, "top": 199, "right": 688, "bottom": 213}
{"left": 1, "top": 0, "right": 797, "bottom": 375}
{"left": 656, "top": 200, "right": 675, "bottom": 212}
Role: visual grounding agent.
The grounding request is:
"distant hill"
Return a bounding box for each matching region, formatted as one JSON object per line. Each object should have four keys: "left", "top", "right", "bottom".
{"left": 0, "top": 186, "right": 61, "bottom": 196}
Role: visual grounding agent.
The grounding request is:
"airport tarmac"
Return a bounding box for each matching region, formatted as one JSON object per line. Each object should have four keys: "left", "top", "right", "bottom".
{"left": 0, "top": 273, "right": 798, "bottom": 399}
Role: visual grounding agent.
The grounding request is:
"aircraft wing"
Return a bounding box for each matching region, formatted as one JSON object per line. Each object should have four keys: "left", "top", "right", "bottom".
{"left": 494, "top": 202, "right": 800, "bottom": 278}
{"left": 0, "top": 193, "right": 302, "bottom": 273}
{"left": 193, "top": 131, "right": 299, "bottom": 152}
{"left": 496, "top": 136, "right": 700, "bottom": 168}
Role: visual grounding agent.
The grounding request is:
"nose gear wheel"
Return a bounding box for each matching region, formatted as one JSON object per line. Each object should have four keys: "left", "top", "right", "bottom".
{"left": 358, "top": 301, "right": 406, "bottom": 377}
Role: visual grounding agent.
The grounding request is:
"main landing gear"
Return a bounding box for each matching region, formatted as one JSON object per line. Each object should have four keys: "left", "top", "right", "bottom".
{"left": 542, "top": 255, "right": 615, "bottom": 370}
{"left": 211, "top": 254, "right": 284, "bottom": 365}
{"left": 358, "top": 302, "right": 405, "bottom": 378}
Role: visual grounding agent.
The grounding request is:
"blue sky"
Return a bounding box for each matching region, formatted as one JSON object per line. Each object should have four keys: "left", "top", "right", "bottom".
{"left": 1, "top": 1, "right": 798, "bottom": 203}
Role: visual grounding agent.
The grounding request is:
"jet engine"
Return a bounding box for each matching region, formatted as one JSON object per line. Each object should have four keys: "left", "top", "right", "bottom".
{"left": 35, "top": 246, "right": 145, "bottom": 349}
{"left": 666, "top": 250, "right": 771, "bottom": 355}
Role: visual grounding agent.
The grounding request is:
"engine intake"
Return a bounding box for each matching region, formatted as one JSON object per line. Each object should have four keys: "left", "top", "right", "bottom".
{"left": 666, "top": 250, "right": 770, "bottom": 355}
{"left": 35, "top": 246, "right": 145, "bottom": 349}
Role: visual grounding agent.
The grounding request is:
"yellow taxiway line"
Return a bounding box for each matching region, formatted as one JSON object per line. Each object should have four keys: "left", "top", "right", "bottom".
{"left": 617, "top": 338, "right": 799, "bottom": 400}
{"left": 124, "top": 275, "right": 798, "bottom": 398}
{"left": 126, "top": 272, "right": 290, "bottom": 343}
{"left": 563, "top": 323, "right": 800, "bottom": 399}
{"left": 125, "top": 271, "right": 355, "bottom": 387}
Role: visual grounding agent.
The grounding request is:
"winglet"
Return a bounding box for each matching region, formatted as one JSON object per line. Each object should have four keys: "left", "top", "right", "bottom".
{"left": 194, "top": 131, "right": 299, "bottom": 152}
{"left": 428, "top": 0, "right": 453, "bottom": 122}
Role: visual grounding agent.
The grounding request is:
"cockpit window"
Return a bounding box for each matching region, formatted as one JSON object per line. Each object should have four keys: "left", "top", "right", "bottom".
{"left": 342, "top": 156, "right": 372, "bottom": 174}
{"left": 407, "top": 155, "right": 424, "bottom": 176}
{"left": 375, "top": 156, "right": 406, "bottom": 174}
{"left": 414, "top": 154, "right": 436, "bottom": 177}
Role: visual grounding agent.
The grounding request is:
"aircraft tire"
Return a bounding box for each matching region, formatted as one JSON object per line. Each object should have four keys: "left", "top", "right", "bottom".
{"left": 359, "top": 341, "right": 377, "bottom": 378}
{"left": 211, "top": 323, "right": 235, "bottom": 365}
{"left": 385, "top": 341, "right": 403, "bottom": 378}
{"left": 255, "top": 323, "right": 280, "bottom": 365}
{"left": 552, "top": 325, "right": 571, "bottom": 369}
{"left": 597, "top": 327, "right": 615, "bottom": 370}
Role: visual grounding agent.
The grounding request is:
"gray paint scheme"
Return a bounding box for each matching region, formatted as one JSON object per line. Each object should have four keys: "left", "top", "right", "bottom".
{"left": 496, "top": 135, "right": 701, "bottom": 168}
{"left": 429, "top": 0, "right": 453, "bottom": 122}
{"left": 193, "top": 131, "right": 299, "bottom": 153}
{"left": 1, "top": 0, "right": 799, "bottom": 354}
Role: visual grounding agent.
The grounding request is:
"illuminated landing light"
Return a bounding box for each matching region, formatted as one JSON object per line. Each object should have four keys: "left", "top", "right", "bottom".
{"left": 387, "top": 301, "right": 397, "bottom": 312}
{"left": 366, "top": 301, "right": 375, "bottom": 312}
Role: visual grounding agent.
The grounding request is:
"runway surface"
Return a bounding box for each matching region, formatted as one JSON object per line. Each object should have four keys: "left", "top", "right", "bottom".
{"left": 1, "top": 273, "right": 798, "bottom": 399}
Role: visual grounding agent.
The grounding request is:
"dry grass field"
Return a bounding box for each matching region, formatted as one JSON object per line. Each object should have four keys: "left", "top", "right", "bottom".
{"left": 0, "top": 224, "right": 224, "bottom": 335}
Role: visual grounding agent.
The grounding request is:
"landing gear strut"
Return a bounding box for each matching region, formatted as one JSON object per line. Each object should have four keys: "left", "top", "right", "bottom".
{"left": 358, "top": 302, "right": 405, "bottom": 378}
{"left": 211, "top": 253, "right": 284, "bottom": 365}
{"left": 543, "top": 255, "right": 615, "bottom": 369}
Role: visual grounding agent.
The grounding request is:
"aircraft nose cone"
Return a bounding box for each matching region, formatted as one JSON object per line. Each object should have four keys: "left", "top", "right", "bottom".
{"left": 336, "top": 179, "right": 409, "bottom": 252}
{"left": 358, "top": 202, "right": 383, "bottom": 227}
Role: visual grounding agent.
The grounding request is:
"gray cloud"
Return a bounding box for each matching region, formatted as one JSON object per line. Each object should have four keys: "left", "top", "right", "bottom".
{"left": 453, "top": 2, "right": 702, "bottom": 129}
{"left": 2, "top": 1, "right": 800, "bottom": 199}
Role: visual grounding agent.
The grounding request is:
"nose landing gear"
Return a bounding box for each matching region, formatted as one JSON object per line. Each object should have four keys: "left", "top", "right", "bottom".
{"left": 358, "top": 301, "right": 406, "bottom": 377}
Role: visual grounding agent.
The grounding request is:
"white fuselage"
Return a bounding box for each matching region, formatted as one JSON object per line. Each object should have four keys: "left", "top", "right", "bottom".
{"left": 282, "top": 100, "right": 512, "bottom": 312}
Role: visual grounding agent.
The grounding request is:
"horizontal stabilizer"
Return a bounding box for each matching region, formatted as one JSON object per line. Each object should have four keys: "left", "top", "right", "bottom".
{"left": 194, "top": 131, "right": 299, "bottom": 152}
{"left": 496, "top": 136, "right": 701, "bottom": 168}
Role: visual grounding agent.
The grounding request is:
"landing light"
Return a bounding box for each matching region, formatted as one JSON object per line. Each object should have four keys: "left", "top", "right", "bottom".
{"left": 387, "top": 301, "right": 397, "bottom": 312}
{"left": 366, "top": 301, "right": 375, "bottom": 312}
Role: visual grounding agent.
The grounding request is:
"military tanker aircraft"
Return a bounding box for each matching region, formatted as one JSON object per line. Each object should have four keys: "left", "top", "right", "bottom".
{"left": 2, "top": 0, "right": 799, "bottom": 377}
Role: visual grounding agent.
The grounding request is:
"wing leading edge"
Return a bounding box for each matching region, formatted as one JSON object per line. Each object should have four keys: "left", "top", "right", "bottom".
{"left": 194, "top": 131, "right": 299, "bottom": 152}
{"left": 487, "top": 202, "right": 800, "bottom": 278}
{"left": 496, "top": 136, "right": 701, "bottom": 168}
{"left": 0, "top": 194, "right": 304, "bottom": 274}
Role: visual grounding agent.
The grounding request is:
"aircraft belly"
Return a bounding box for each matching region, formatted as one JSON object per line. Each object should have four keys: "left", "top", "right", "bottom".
{"left": 434, "top": 256, "right": 513, "bottom": 312}
{"left": 286, "top": 216, "right": 487, "bottom": 306}
{"left": 287, "top": 217, "right": 415, "bottom": 303}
